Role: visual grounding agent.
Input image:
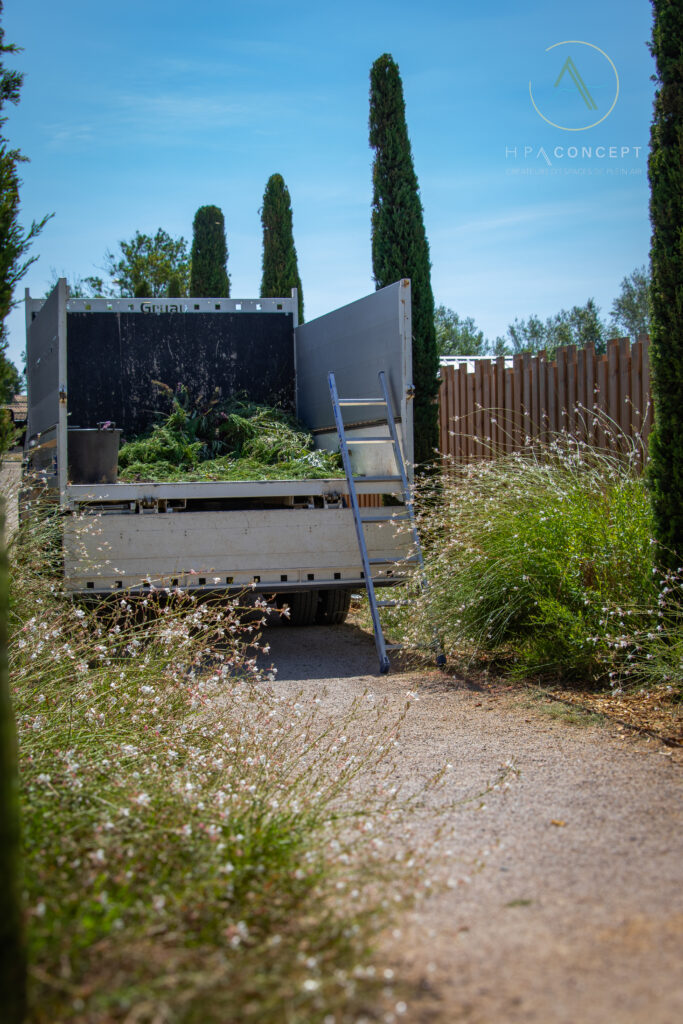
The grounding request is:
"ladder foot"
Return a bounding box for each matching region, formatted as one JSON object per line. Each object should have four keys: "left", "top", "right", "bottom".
{"left": 379, "top": 655, "right": 391, "bottom": 674}
{"left": 436, "top": 652, "right": 447, "bottom": 668}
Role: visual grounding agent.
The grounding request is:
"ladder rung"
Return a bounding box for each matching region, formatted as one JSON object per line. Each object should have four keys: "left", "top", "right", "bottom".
{"left": 347, "top": 436, "right": 393, "bottom": 444}
{"left": 360, "top": 513, "right": 411, "bottom": 522}
{"left": 353, "top": 475, "right": 402, "bottom": 483}
{"left": 369, "top": 555, "right": 420, "bottom": 565}
{"left": 385, "top": 643, "right": 403, "bottom": 651}
{"left": 338, "top": 398, "right": 387, "bottom": 406}
{"left": 377, "top": 600, "right": 409, "bottom": 607}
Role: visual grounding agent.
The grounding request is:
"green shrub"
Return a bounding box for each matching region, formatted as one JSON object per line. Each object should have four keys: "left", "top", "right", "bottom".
{"left": 389, "top": 440, "right": 682, "bottom": 690}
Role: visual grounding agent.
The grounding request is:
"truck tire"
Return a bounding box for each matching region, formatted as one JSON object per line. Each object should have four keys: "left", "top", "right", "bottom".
{"left": 279, "top": 590, "right": 319, "bottom": 627}
{"left": 315, "top": 588, "right": 351, "bottom": 625}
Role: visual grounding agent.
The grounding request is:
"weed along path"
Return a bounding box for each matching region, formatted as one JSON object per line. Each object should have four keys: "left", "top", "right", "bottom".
{"left": 261, "top": 621, "right": 683, "bottom": 1024}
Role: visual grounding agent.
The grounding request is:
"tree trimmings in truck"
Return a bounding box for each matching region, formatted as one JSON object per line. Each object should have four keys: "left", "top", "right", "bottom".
{"left": 117, "top": 386, "right": 342, "bottom": 482}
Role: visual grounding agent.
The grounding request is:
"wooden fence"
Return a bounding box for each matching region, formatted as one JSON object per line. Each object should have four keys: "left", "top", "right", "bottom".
{"left": 438, "top": 336, "right": 652, "bottom": 468}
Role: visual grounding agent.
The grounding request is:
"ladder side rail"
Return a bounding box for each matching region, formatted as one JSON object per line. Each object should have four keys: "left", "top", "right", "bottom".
{"left": 378, "top": 372, "right": 445, "bottom": 666}
{"left": 378, "top": 371, "right": 426, "bottom": 575}
{"left": 328, "top": 371, "right": 390, "bottom": 673}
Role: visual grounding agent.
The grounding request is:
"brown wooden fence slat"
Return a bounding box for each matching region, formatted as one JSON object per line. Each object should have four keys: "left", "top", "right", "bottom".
{"left": 566, "top": 346, "right": 577, "bottom": 440}
{"left": 538, "top": 356, "right": 547, "bottom": 442}
{"left": 458, "top": 363, "right": 467, "bottom": 460}
{"left": 585, "top": 343, "right": 596, "bottom": 445}
{"left": 439, "top": 368, "right": 447, "bottom": 462}
{"left": 640, "top": 335, "right": 652, "bottom": 448}
{"left": 631, "top": 340, "right": 643, "bottom": 469}
{"left": 446, "top": 366, "right": 455, "bottom": 462}
{"left": 521, "top": 352, "right": 531, "bottom": 442}
{"left": 607, "top": 338, "right": 620, "bottom": 449}
{"left": 576, "top": 347, "right": 586, "bottom": 443}
{"left": 504, "top": 368, "right": 513, "bottom": 452}
{"left": 512, "top": 354, "right": 523, "bottom": 447}
{"left": 467, "top": 371, "right": 476, "bottom": 461}
{"left": 557, "top": 346, "right": 567, "bottom": 433}
{"left": 481, "top": 359, "right": 492, "bottom": 457}
{"left": 619, "top": 337, "right": 631, "bottom": 447}
{"left": 474, "top": 361, "right": 484, "bottom": 459}
{"left": 597, "top": 355, "right": 609, "bottom": 449}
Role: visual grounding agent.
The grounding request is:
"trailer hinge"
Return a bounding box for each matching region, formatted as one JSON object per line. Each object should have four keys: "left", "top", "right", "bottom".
{"left": 138, "top": 496, "right": 166, "bottom": 513}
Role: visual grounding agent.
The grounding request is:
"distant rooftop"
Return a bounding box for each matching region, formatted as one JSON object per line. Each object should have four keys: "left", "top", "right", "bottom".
{"left": 440, "top": 355, "right": 513, "bottom": 372}
{"left": 2, "top": 394, "right": 28, "bottom": 422}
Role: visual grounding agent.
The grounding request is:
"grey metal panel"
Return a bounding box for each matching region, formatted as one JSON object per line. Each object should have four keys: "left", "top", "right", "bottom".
{"left": 295, "top": 280, "right": 413, "bottom": 474}
{"left": 63, "top": 295, "right": 298, "bottom": 316}
{"left": 26, "top": 281, "right": 63, "bottom": 438}
{"left": 62, "top": 507, "right": 410, "bottom": 592}
{"left": 66, "top": 476, "right": 402, "bottom": 504}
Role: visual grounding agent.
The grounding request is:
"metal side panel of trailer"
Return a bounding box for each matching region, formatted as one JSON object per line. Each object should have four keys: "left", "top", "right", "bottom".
{"left": 63, "top": 506, "right": 409, "bottom": 594}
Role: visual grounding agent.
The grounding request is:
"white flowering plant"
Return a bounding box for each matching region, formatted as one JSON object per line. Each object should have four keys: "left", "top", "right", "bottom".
{"left": 385, "top": 431, "right": 683, "bottom": 693}
{"left": 9, "top": 504, "right": 447, "bottom": 1023}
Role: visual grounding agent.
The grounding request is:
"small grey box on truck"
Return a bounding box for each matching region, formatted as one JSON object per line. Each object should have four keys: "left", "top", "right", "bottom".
{"left": 23, "top": 278, "right": 415, "bottom": 626}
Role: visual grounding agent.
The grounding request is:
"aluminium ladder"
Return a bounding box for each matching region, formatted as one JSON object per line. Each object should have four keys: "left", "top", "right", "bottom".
{"left": 328, "top": 369, "right": 432, "bottom": 674}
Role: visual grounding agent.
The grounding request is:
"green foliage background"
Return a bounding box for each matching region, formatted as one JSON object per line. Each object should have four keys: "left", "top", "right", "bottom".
{"left": 104, "top": 229, "right": 190, "bottom": 298}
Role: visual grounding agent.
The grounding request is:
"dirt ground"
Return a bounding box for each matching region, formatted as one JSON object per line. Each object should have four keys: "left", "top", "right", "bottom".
{"left": 261, "top": 621, "right": 683, "bottom": 1024}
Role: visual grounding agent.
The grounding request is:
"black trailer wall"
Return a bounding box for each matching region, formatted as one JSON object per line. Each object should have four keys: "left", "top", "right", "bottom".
{"left": 66, "top": 311, "right": 295, "bottom": 438}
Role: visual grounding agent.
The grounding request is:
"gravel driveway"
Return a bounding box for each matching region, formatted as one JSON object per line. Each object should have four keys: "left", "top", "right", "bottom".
{"left": 262, "top": 621, "right": 683, "bottom": 1024}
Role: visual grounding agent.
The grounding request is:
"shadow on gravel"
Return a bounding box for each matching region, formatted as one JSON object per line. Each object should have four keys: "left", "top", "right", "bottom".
{"left": 258, "top": 622, "right": 387, "bottom": 681}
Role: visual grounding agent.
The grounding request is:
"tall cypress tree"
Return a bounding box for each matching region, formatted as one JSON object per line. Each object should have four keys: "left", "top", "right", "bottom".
{"left": 369, "top": 53, "right": 439, "bottom": 467}
{"left": 647, "top": 0, "right": 683, "bottom": 568}
{"left": 190, "top": 205, "right": 230, "bottom": 298}
{"left": 260, "top": 174, "right": 304, "bottom": 324}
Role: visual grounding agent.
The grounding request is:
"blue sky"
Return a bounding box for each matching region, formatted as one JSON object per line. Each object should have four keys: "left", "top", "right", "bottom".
{"left": 4, "top": 0, "right": 654, "bottom": 368}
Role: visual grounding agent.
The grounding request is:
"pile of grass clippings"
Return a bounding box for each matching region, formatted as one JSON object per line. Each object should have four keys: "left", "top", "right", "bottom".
{"left": 118, "top": 385, "right": 342, "bottom": 482}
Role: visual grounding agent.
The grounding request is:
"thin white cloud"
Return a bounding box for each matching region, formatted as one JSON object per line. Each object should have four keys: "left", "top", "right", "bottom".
{"left": 45, "top": 123, "right": 97, "bottom": 145}
{"left": 443, "top": 201, "right": 595, "bottom": 237}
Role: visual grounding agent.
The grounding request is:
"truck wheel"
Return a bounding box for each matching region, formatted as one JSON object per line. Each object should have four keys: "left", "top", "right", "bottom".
{"left": 315, "top": 589, "right": 351, "bottom": 625}
{"left": 279, "top": 590, "right": 319, "bottom": 627}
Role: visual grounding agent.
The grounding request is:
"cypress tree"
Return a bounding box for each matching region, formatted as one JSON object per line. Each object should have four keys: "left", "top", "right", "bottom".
{"left": 190, "top": 205, "right": 230, "bottom": 297}
{"left": 647, "top": 0, "right": 683, "bottom": 568}
{"left": 166, "top": 272, "right": 183, "bottom": 297}
{"left": 369, "top": 53, "right": 439, "bottom": 467}
{"left": 260, "top": 174, "right": 304, "bottom": 324}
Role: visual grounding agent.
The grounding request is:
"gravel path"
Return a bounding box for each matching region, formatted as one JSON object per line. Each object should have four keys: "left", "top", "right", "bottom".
{"left": 262, "top": 620, "right": 683, "bottom": 1024}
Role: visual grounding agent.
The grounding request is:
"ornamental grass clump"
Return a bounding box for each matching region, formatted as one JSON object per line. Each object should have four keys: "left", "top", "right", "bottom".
{"left": 9, "top": 506, "right": 447, "bottom": 1022}
{"left": 387, "top": 437, "right": 683, "bottom": 692}
{"left": 118, "top": 385, "right": 342, "bottom": 482}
